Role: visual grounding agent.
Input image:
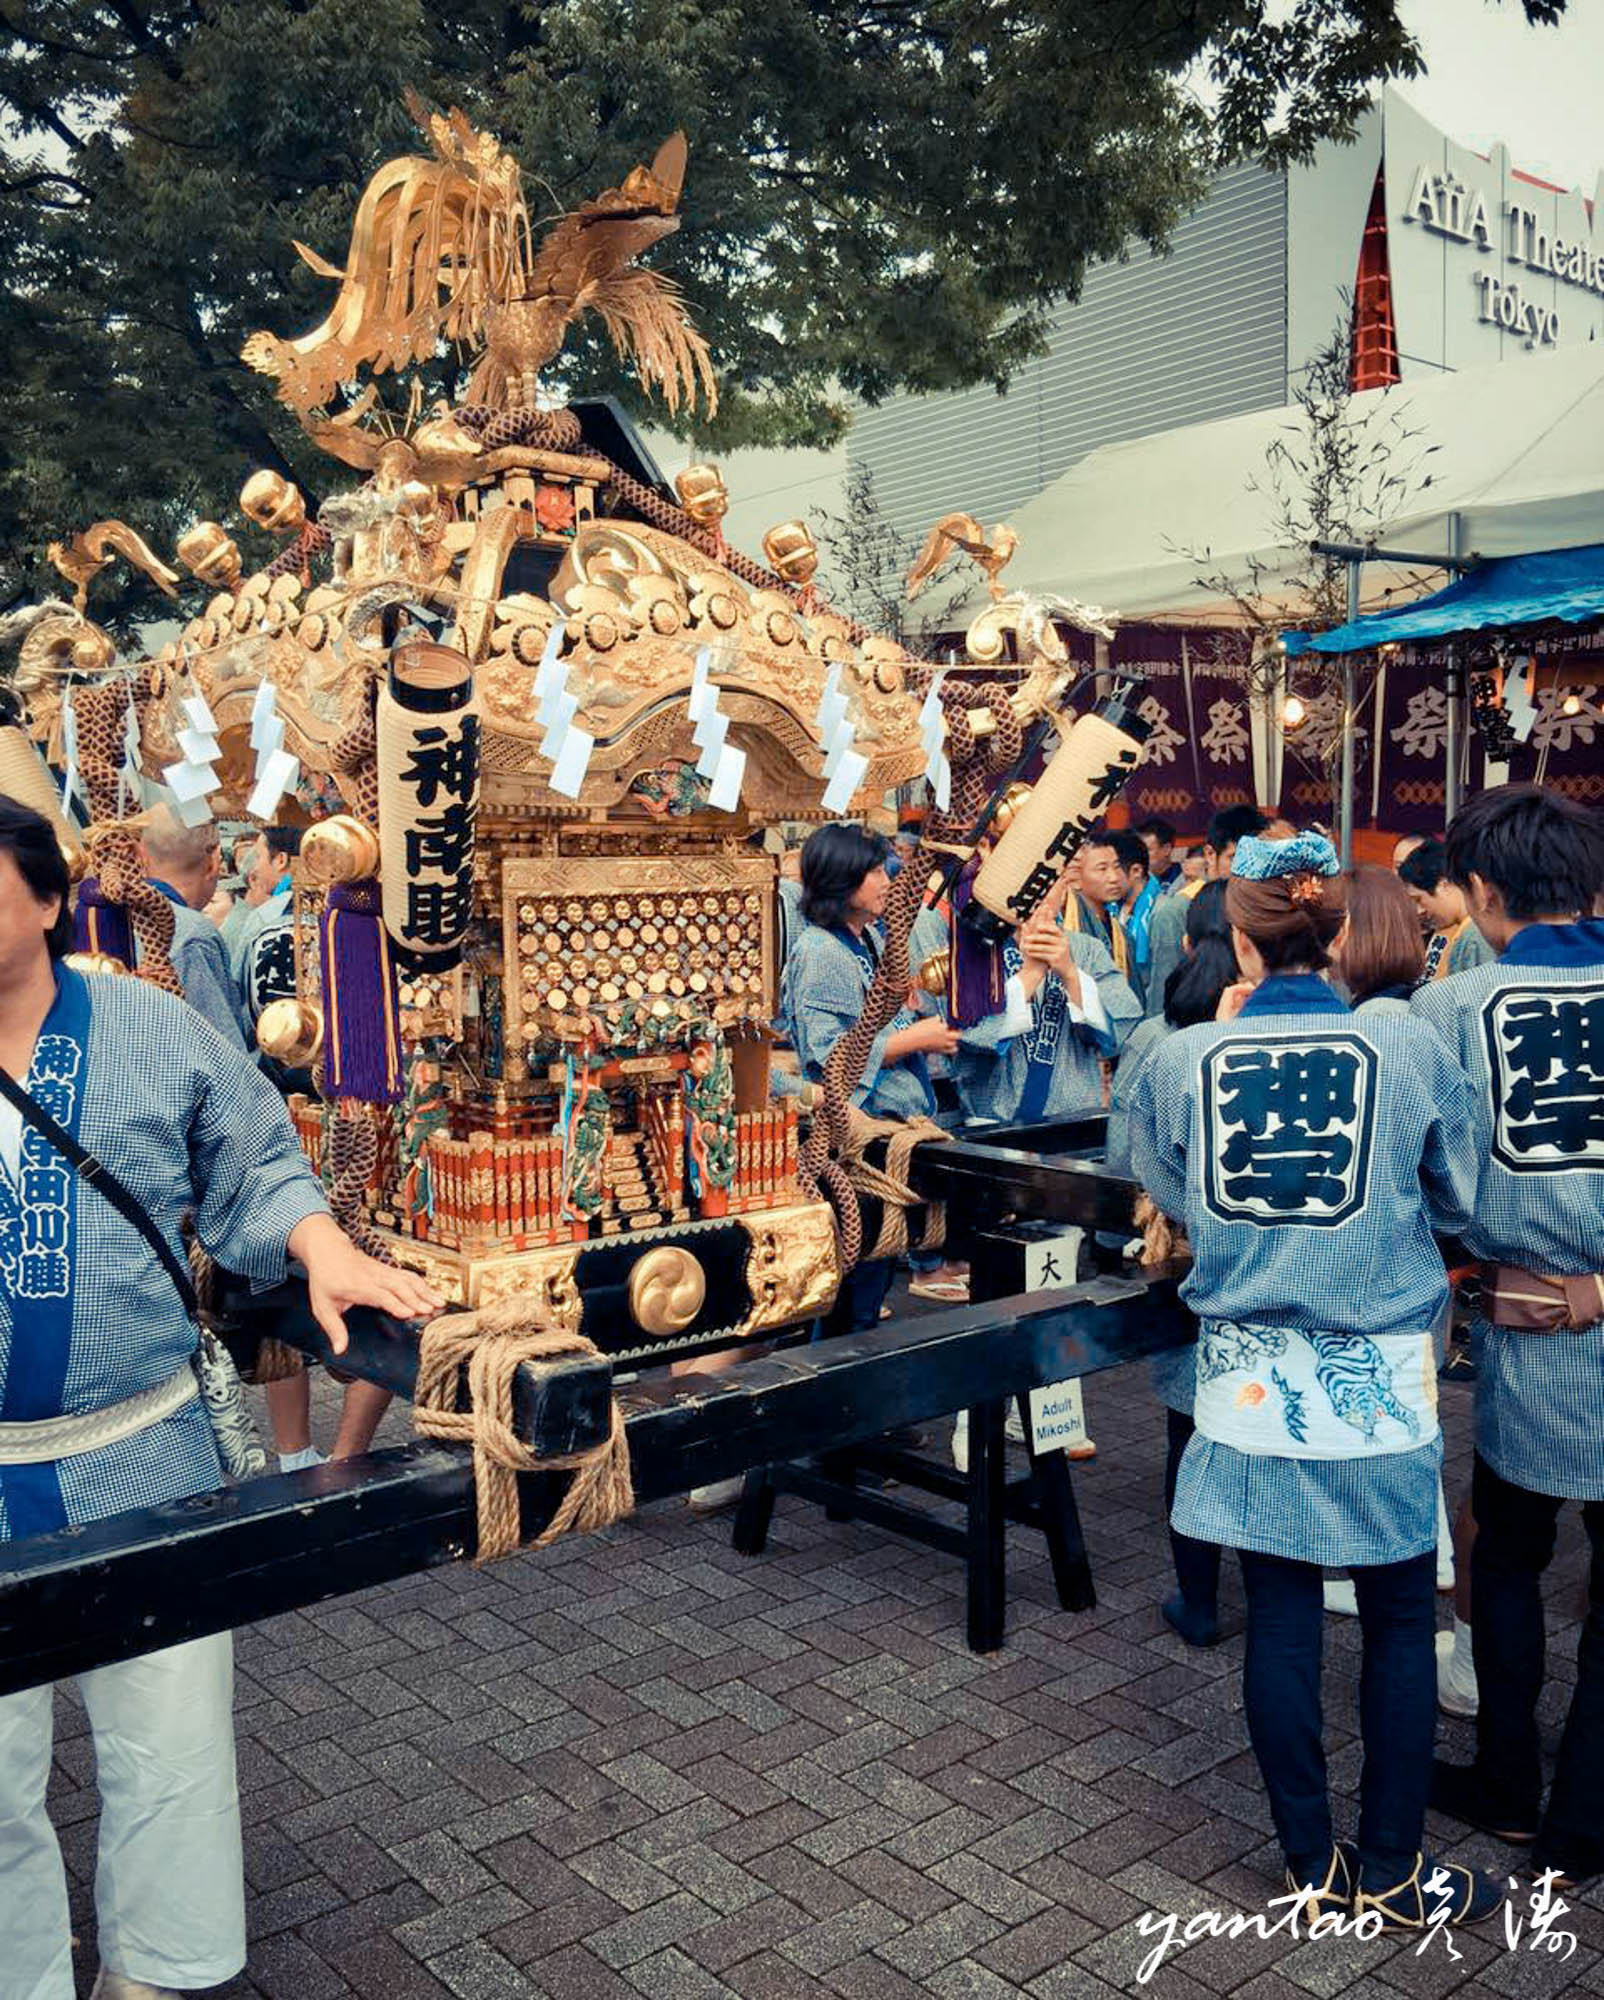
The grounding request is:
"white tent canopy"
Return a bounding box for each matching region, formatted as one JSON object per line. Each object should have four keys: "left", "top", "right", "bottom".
{"left": 956, "top": 344, "right": 1604, "bottom": 626}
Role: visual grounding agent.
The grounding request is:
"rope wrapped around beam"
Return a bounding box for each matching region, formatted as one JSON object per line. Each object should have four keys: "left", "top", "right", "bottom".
{"left": 412, "top": 1298, "right": 633, "bottom": 1562}
{"left": 841, "top": 1110, "right": 949, "bottom": 1262}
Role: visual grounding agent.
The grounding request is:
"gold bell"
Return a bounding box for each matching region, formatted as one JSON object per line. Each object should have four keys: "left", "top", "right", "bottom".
{"left": 675, "top": 464, "right": 729, "bottom": 529}
{"left": 256, "top": 998, "right": 324, "bottom": 1068}
{"left": 240, "top": 469, "right": 307, "bottom": 537}
{"left": 991, "top": 782, "right": 1033, "bottom": 835}
{"left": 176, "top": 522, "right": 243, "bottom": 592}
{"left": 63, "top": 950, "right": 129, "bottom": 978}
{"left": 301, "top": 814, "right": 381, "bottom": 886}
{"left": 917, "top": 949, "right": 951, "bottom": 996}
{"left": 762, "top": 520, "right": 819, "bottom": 588}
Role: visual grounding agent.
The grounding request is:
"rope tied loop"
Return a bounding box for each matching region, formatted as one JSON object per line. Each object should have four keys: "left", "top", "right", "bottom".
{"left": 840, "top": 1109, "right": 949, "bottom": 1262}
{"left": 412, "top": 1296, "right": 633, "bottom": 1563}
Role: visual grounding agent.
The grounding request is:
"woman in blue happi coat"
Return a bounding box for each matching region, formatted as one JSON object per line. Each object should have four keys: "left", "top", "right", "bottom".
{"left": 779, "top": 823, "right": 959, "bottom": 1330}
{"left": 1108, "top": 880, "right": 1237, "bottom": 1648}
{"left": 1127, "top": 831, "right": 1503, "bottom": 1933}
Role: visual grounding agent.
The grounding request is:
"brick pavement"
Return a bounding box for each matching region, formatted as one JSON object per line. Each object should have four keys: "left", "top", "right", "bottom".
{"left": 46, "top": 1358, "right": 1604, "bottom": 1999}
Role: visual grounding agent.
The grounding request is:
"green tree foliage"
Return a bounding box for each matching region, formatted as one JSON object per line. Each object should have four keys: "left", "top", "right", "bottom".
{"left": 0, "top": 0, "right": 1567, "bottom": 624}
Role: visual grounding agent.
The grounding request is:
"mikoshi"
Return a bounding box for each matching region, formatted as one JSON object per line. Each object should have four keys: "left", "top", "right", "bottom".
{"left": 0, "top": 96, "right": 1182, "bottom": 1657}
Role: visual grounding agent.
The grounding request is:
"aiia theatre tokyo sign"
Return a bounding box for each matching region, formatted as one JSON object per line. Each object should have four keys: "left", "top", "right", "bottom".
{"left": 1403, "top": 163, "right": 1604, "bottom": 349}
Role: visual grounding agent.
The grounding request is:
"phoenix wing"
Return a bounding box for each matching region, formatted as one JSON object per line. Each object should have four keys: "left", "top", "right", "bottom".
{"left": 244, "top": 96, "right": 531, "bottom": 414}
{"left": 906, "top": 513, "right": 985, "bottom": 599}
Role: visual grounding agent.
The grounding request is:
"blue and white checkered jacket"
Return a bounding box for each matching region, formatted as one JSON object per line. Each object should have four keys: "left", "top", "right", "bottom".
{"left": 1412, "top": 930, "right": 1604, "bottom": 1498}
{"left": 0, "top": 968, "right": 328, "bottom": 1540}
{"left": 1128, "top": 988, "right": 1482, "bottom": 1340}
{"left": 779, "top": 919, "right": 934, "bottom": 1120}
{"left": 953, "top": 929, "right": 1139, "bottom": 1124}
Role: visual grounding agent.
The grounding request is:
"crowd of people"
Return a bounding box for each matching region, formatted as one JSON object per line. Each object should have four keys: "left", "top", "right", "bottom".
{"left": 777, "top": 781, "right": 1604, "bottom": 1932}
{"left": 1, "top": 771, "right": 1601, "bottom": 1987}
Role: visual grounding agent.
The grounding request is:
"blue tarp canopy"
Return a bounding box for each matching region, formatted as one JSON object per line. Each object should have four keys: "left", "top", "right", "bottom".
{"left": 1283, "top": 543, "right": 1604, "bottom": 655}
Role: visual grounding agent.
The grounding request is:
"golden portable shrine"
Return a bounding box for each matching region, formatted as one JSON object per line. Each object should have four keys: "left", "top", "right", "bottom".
{"left": 2, "top": 97, "right": 1151, "bottom": 1361}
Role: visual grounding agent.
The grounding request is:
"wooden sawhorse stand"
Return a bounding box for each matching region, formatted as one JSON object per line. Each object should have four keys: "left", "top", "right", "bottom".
{"left": 729, "top": 1223, "right": 1099, "bottom": 1652}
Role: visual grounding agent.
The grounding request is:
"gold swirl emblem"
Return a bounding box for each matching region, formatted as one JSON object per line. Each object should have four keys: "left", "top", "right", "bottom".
{"left": 627, "top": 1246, "right": 707, "bottom": 1337}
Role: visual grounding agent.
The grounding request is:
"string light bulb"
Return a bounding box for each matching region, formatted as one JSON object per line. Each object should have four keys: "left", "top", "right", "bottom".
{"left": 1562, "top": 691, "right": 1583, "bottom": 717}
{"left": 1282, "top": 694, "right": 1307, "bottom": 730}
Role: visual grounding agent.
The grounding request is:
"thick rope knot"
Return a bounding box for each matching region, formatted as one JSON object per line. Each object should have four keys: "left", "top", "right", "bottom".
{"left": 840, "top": 1110, "right": 949, "bottom": 1262}
{"left": 1134, "top": 1192, "right": 1189, "bottom": 1269}
{"left": 413, "top": 1296, "right": 634, "bottom": 1563}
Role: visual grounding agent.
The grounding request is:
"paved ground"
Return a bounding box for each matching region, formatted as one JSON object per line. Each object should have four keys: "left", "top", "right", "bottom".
{"left": 47, "top": 1347, "right": 1604, "bottom": 2000}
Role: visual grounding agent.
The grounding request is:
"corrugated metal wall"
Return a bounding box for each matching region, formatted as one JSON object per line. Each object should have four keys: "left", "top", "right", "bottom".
{"left": 849, "top": 162, "right": 1290, "bottom": 538}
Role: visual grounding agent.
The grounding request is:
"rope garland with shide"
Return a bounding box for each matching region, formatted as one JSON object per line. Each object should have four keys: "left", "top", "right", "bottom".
{"left": 412, "top": 1297, "right": 634, "bottom": 1562}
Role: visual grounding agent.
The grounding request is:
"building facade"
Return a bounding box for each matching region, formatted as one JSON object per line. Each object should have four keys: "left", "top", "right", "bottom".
{"left": 845, "top": 89, "right": 1604, "bottom": 542}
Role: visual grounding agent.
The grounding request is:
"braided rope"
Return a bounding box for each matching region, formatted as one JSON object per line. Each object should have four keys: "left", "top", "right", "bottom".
{"left": 266, "top": 522, "right": 333, "bottom": 583}
{"left": 413, "top": 1298, "right": 634, "bottom": 1562}
{"left": 328, "top": 1106, "right": 393, "bottom": 1262}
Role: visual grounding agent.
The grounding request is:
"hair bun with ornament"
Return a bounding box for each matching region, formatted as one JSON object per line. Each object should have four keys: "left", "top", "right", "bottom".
{"left": 1225, "top": 829, "right": 1346, "bottom": 948}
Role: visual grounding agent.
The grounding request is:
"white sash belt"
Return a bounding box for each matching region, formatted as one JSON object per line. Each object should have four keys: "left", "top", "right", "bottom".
{"left": 0, "top": 1365, "right": 198, "bottom": 1465}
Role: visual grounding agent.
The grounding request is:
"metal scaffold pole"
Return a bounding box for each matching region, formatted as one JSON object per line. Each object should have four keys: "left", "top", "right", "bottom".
{"left": 1339, "top": 560, "right": 1360, "bottom": 867}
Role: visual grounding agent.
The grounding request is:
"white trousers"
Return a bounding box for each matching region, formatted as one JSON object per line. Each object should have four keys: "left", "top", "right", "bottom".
{"left": 0, "top": 1633, "right": 245, "bottom": 1998}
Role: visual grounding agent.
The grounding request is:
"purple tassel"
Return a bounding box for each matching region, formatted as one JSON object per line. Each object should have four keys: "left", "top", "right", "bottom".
{"left": 948, "top": 861, "right": 1008, "bottom": 1029}
{"left": 72, "top": 875, "right": 136, "bottom": 967}
{"left": 319, "top": 879, "right": 403, "bottom": 1103}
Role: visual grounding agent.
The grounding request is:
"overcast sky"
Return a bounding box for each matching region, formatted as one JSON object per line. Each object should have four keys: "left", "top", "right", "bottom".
{"left": 1398, "top": 0, "right": 1604, "bottom": 191}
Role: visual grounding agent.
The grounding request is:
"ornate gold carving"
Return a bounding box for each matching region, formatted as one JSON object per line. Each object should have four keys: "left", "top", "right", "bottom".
{"left": 916, "top": 948, "right": 950, "bottom": 995}
{"left": 500, "top": 854, "right": 775, "bottom": 1047}
{"left": 628, "top": 1246, "right": 707, "bottom": 1336}
{"left": 241, "top": 470, "right": 308, "bottom": 535}
{"left": 739, "top": 1200, "right": 841, "bottom": 1331}
{"left": 243, "top": 104, "right": 714, "bottom": 422}
{"left": 761, "top": 521, "right": 818, "bottom": 587}
{"left": 456, "top": 504, "right": 540, "bottom": 663}
{"left": 48, "top": 521, "right": 180, "bottom": 613}
{"left": 907, "top": 513, "right": 1017, "bottom": 603}
{"left": 301, "top": 814, "right": 381, "bottom": 884}
{"left": 472, "top": 1245, "right": 583, "bottom": 1330}
{"left": 675, "top": 464, "right": 728, "bottom": 528}
{"left": 177, "top": 522, "right": 243, "bottom": 591}
{"left": 256, "top": 997, "right": 325, "bottom": 1067}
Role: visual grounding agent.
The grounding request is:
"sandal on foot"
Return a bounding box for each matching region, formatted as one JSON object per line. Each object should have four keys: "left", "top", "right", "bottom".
{"left": 1284, "top": 1842, "right": 1356, "bottom": 1919}
{"left": 909, "top": 1275, "right": 969, "bottom": 1302}
{"left": 1355, "top": 1851, "right": 1506, "bottom": 1931}
{"left": 1429, "top": 1758, "right": 1538, "bottom": 1844}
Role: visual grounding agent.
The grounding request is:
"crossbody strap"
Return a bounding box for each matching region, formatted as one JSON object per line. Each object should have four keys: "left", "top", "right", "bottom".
{"left": 0, "top": 1062, "right": 198, "bottom": 1317}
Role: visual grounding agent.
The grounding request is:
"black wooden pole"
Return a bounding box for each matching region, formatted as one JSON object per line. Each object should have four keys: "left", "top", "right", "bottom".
{"left": 0, "top": 1274, "right": 1193, "bottom": 1692}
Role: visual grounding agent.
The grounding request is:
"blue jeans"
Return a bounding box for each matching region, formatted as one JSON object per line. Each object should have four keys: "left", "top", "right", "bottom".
{"left": 1239, "top": 1546, "right": 1436, "bottom": 1887}
{"left": 1165, "top": 1410, "right": 1221, "bottom": 1616}
{"left": 814, "top": 1257, "right": 893, "bottom": 1341}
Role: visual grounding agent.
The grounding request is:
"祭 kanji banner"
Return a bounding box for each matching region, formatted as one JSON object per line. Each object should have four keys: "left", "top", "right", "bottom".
{"left": 1370, "top": 654, "right": 1483, "bottom": 835}
{"left": 1112, "top": 628, "right": 1256, "bottom": 833}
{"left": 1503, "top": 650, "right": 1604, "bottom": 812}
{"left": 1185, "top": 638, "right": 1258, "bottom": 820}
{"left": 1110, "top": 628, "right": 1191, "bottom": 826}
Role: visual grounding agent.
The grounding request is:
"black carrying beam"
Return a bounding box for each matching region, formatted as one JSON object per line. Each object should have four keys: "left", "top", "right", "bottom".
{"left": 222, "top": 1285, "right": 615, "bottom": 1458}
{"left": 908, "top": 1136, "right": 1142, "bottom": 1236}
{"left": 0, "top": 1273, "right": 1191, "bottom": 1693}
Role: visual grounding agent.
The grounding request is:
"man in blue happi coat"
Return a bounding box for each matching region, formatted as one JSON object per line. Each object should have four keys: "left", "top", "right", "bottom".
{"left": 0, "top": 796, "right": 441, "bottom": 1999}
{"left": 1417, "top": 785, "right": 1604, "bottom": 1888}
